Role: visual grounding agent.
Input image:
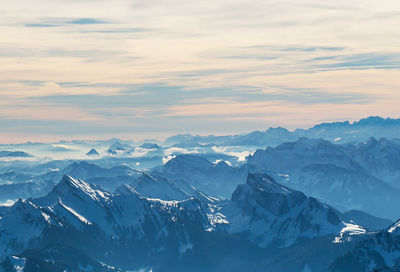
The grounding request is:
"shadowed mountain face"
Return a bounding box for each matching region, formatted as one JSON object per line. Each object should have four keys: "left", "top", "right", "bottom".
{"left": 247, "top": 137, "right": 400, "bottom": 220}
{"left": 226, "top": 173, "right": 344, "bottom": 248}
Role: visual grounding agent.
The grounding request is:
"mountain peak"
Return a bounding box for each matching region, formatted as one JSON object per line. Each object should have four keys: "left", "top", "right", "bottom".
{"left": 86, "top": 148, "right": 99, "bottom": 156}
{"left": 52, "top": 175, "right": 110, "bottom": 203}
{"left": 247, "top": 172, "right": 294, "bottom": 195}
{"left": 61, "top": 175, "right": 90, "bottom": 191}
{"left": 232, "top": 173, "right": 307, "bottom": 217}
{"left": 165, "top": 154, "right": 212, "bottom": 170}
{"left": 229, "top": 173, "right": 343, "bottom": 247}
{"left": 365, "top": 136, "right": 378, "bottom": 145}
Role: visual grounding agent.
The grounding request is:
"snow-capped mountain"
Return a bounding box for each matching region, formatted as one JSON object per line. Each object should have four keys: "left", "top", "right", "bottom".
{"left": 0, "top": 173, "right": 375, "bottom": 272}
{"left": 247, "top": 137, "right": 400, "bottom": 220}
{"left": 2, "top": 117, "right": 400, "bottom": 271}
{"left": 63, "top": 161, "right": 140, "bottom": 180}
{"left": 224, "top": 173, "right": 346, "bottom": 247}
{"left": 328, "top": 219, "right": 400, "bottom": 272}
{"left": 121, "top": 172, "right": 190, "bottom": 201}
{"left": 160, "top": 154, "right": 248, "bottom": 199}
{"left": 0, "top": 175, "right": 225, "bottom": 271}
{"left": 0, "top": 161, "right": 142, "bottom": 204}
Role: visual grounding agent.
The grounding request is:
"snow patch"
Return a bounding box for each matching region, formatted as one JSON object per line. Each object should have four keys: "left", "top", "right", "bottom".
{"left": 0, "top": 199, "right": 16, "bottom": 206}
{"left": 10, "top": 256, "right": 26, "bottom": 272}
{"left": 60, "top": 202, "right": 92, "bottom": 225}
{"left": 41, "top": 212, "right": 51, "bottom": 223}
{"left": 333, "top": 222, "right": 366, "bottom": 243}
{"left": 162, "top": 155, "right": 176, "bottom": 164}
{"left": 388, "top": 221, "right": 400, "bottom": 233}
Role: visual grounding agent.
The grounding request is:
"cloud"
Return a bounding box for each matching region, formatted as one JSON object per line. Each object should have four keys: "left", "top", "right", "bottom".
{"left": 79, "top": 27, "right": 150, "bottom": 34}
{"left": 24, "top": 17, "right": 108, "bottom": 28}
{"left": 1, "top": 0, "right": 400, "bottom": 142}
{"left": 25, "top": 23, "right": 59, "bottom": 28}
{"left": 67, "top": 18, "right": 106, "bottom": 25}
{"left": 313, "top": 53, "right": 400, "bottom": 70}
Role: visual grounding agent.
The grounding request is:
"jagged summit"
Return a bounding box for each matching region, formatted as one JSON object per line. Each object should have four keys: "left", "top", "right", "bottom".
{"left": 232, "top": 173, "right": 309, "bottom": 217}
{"left": 60, "top": 174, "right": 88, "bottom": 189}
{"left": 227, "top": 172, "right": 343, "bottom": 247}
{"left": 46, "top": 175, "right": 111, "bottom": 205}
{"left": 57, "top": 175, "right": 93, "bottom": 193}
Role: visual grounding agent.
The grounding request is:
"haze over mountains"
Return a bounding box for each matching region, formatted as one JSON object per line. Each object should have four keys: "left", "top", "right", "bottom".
{"left": 1, "top": 116, "right": 400, "bottom": 272}
{"left": 165, "top": 116, "right": 400, "bottom": 147}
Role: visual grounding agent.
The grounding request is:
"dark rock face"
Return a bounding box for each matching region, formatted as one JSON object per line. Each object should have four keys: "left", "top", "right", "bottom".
{"left": 228, "top": 173, "right": 343, "bottom": 247}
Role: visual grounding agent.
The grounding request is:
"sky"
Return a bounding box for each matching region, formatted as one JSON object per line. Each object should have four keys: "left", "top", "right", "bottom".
{"left": 1, "top": 0, "right": 400, "bottom": 143}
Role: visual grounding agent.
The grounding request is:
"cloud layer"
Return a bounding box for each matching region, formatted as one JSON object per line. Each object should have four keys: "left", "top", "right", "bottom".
{"left": 1, "top": 0, "right": 400, "bottom": 142}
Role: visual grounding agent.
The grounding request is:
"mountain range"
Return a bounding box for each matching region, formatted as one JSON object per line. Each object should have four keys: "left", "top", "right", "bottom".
{"left": 247, "top": 137, "right": 400, "bottom": 220}
{"left": 1, "top": 171, "right": 399, "bottom": 272}
{"left": 165, "top": 116, "right": 400, "bottom": 147}
{"left": 1, "top": 116, "right": 400, "bottom": 271}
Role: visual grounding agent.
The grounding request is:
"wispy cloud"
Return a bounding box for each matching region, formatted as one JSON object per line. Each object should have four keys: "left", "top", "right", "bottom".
{"left": 25, "top": 17, "right": 108, "bottom": 28}
{"left": 313, "top": 53, "right": 400, "bottom": 70}
{"left": 79, "top": 27, "right": 150, "bottom": 34}
{"left": 1, "top": 0, "right": 400, "bottom": 141}
{"left": 67, "top": 18, "right": 107, "bottom": 25}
